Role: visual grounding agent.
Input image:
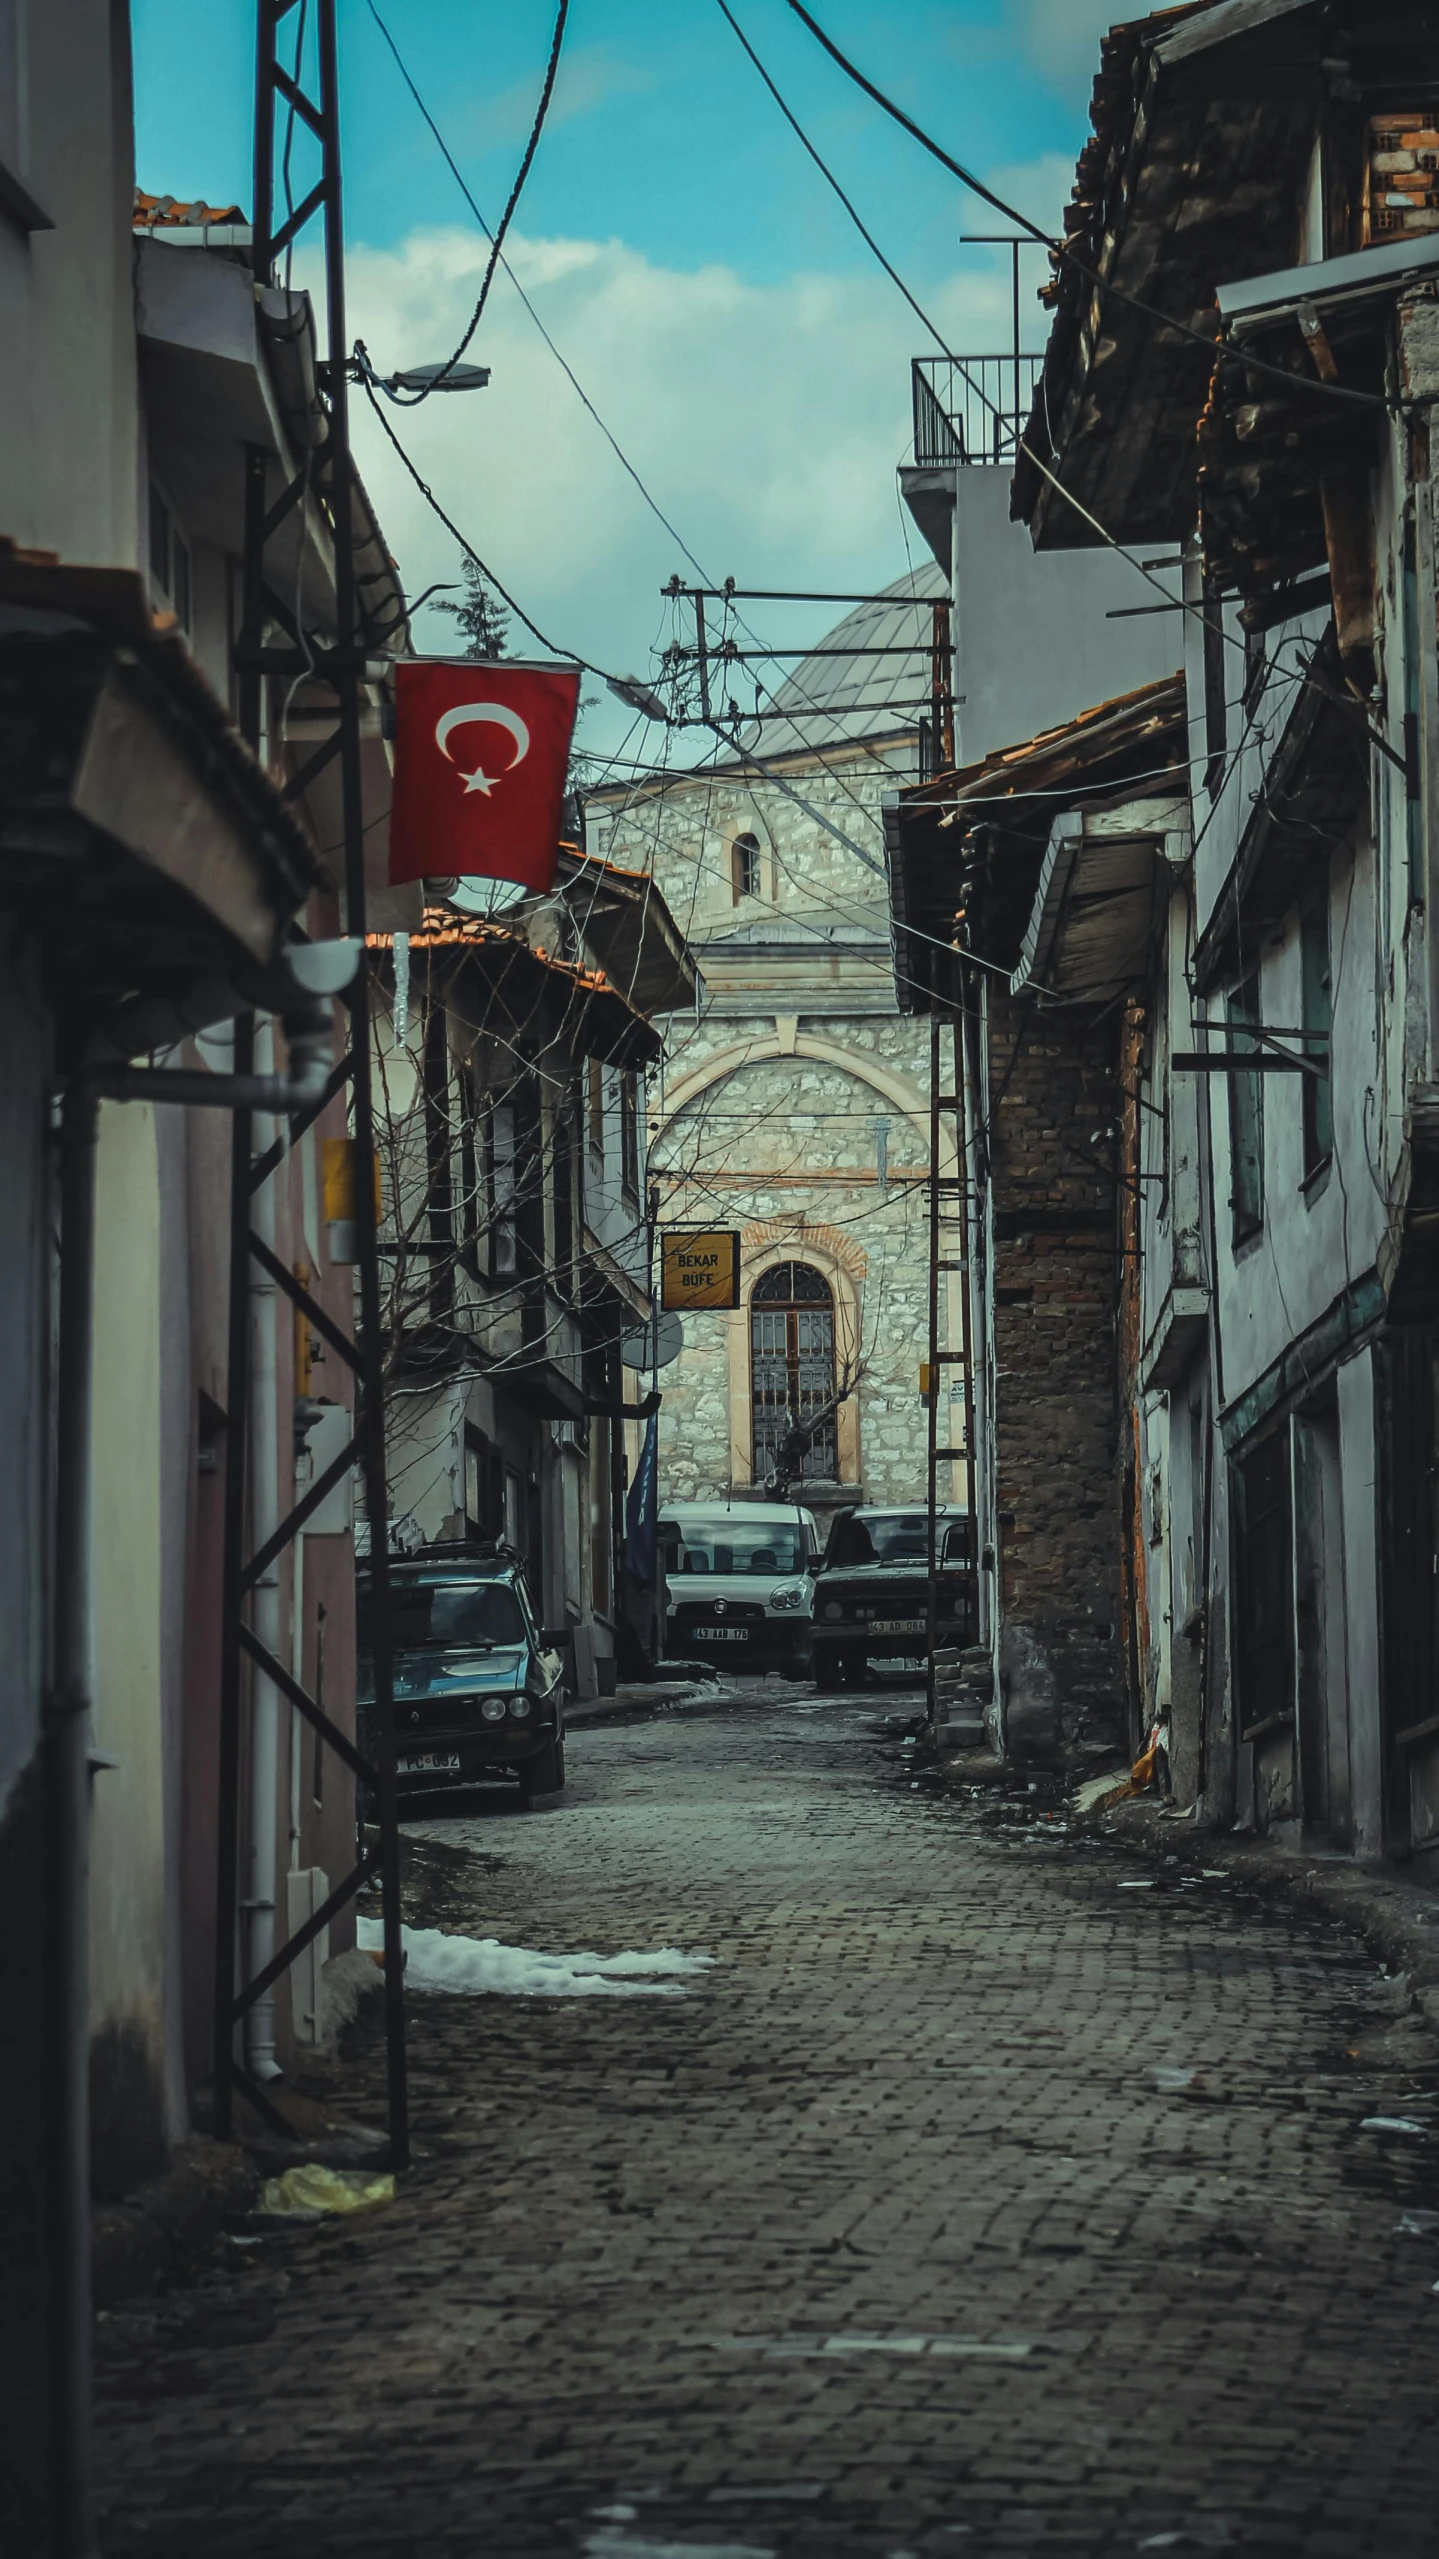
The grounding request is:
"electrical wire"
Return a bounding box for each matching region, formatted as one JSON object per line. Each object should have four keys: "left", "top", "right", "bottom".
{"left": 781, "top": 0, "right": 1389, "bottom": 415}
{"left": 713, "top": 0, "right": 1262, "bottom": 666}
{"left": 365, "top": 0, "right": 713, "bottom": 578}
{"left": 359, "top": 374, "right": 609, "bottom": 675}
{"left": 363, "top": 0, "right": 948, "bottom": 847}
{"left": 383, "top": 0, "right": 569, "bottom": 404}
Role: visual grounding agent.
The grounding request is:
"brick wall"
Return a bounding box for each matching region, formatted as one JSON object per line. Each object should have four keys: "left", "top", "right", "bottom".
{"left": 985, "top": 986, "right": 1125, "bottom": 1764}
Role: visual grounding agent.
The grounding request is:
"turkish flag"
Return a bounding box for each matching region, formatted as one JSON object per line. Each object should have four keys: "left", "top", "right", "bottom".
{"left": 388, "top": 659, "right": 581, "bottom": 892}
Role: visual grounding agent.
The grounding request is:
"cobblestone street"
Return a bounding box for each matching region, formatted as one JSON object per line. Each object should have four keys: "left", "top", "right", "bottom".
{"left": 96, "top": 1692, "right": 1439, "bottom": 2557}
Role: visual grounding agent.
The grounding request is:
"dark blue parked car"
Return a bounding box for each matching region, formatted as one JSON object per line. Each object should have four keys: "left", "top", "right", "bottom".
{"left": 358, "top": 1553, "right": 566, "bottom": 1808}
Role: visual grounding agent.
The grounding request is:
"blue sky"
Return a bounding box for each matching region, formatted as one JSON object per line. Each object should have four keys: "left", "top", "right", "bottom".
{"left": 132, "top": 0, "right": 1117, "bottom": 755}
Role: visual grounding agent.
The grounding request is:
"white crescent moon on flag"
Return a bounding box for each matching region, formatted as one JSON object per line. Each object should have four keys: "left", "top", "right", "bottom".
{"left": 434, "top": 701, "right": 532, "bottom": 798}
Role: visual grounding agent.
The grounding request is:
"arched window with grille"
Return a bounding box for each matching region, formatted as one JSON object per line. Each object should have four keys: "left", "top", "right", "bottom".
{"left": 731, "top": 831, "right": 762, "bottom": 901}
{"left": 750, "top": 1262, "right": 837, "bottom": 1481}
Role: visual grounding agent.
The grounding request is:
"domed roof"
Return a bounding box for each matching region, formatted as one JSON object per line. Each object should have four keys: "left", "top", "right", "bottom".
{"left": 741, "top": 559, "right": 949, "bottom": 759}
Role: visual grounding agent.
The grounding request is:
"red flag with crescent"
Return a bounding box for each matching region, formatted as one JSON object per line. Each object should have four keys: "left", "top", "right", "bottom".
{"left": 388, "top": 659, "right": 581, "bottom": 892}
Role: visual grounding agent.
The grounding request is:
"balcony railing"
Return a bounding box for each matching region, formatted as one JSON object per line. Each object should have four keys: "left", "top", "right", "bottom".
{"left": 912, "top": 353, "right": 1045, "bottom": 469}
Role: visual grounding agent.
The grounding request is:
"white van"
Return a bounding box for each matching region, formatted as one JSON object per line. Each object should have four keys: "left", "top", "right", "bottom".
{"left": 659, "top": 1502, "right": 822, "bottom": 1676}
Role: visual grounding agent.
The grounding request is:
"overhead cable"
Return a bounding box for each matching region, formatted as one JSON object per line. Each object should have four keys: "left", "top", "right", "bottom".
{"left": 365, "top": 0, "right": 707, "bottom": 574}
{"left": 714, "top": 1, "right": 1269, "bottom": 663}
{"left": 359, "top": 376, "right": 614, "bottom": 678}
{"left": 781, "top": 0, "right": 1387, "bottom": 413}
{"left": 365, "top": 0, "right": 916, "bottom": 812}
{"left": 382, "top": 0, "right": 570, "bottom": 404}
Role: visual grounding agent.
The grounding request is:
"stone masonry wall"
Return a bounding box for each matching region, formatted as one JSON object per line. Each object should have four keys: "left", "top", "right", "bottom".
{"left": 653, "top": 1042, "right": 935, "bottom": 1509}
{"left": 591, "top": 740, "right": 947, "bottom": 1517}
{"left": 986, "top": 986, "right": 1125, "bottom": 1765}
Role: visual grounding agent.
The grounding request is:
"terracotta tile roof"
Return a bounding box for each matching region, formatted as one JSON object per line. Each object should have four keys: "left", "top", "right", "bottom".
{"left": 134, "top": 190, "right": 247, "bottom": 230}
{"left": 364, "top": 905, "right": 661, "bottom": 1066}
{"left": 366, "top": 907, "right": 614, "bottom": 998}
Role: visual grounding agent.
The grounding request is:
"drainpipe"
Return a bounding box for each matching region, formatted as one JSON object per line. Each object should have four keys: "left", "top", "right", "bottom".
{"left": 244, "top": 1018, "right": 285, "bottom": 2080}
{"left": 50, "top": 1083, "right": 100, "bottom": 2559}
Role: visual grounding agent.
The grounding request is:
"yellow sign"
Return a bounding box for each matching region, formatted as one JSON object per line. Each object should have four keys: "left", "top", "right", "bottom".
{"left": 661, "top": 1229, "right": 740, "bottom": 1311}
{"left": 322, "top": 1137, "right": 382, "bottom": 1222}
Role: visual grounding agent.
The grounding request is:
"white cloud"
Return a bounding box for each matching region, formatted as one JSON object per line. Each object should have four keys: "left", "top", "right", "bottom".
{"left": 982, "top": 150, "right": 1077, "bottom": 239}
{"left": 1008, "top": 0, "right": 1124, "bottom": 93}
{"left": 452, "top": 42, "right": 654, "bottom": 155}
{"left": 345, "top": 222, "right": 1018, "bottom": 753}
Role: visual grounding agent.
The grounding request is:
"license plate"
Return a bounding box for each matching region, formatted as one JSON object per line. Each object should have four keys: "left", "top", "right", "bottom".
{"left": 398, "top": 1750, "right": 461, "bottom": 1774}
{"left": 694, "top": 1626, "right": 750, "bottom": 1643}
{"left": 867, "top": 1619, "right": 925, "bottom": 1636}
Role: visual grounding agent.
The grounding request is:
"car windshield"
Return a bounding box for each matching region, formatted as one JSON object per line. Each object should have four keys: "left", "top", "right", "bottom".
{"left": 662, "top": 1522, "right": 806, "bottom": 1577}
{"left": 827, "top": 1514, "right": 968, "bottom": 1568}
{"left": 361, "top": 1579, "right": 526, "bottom": 1653}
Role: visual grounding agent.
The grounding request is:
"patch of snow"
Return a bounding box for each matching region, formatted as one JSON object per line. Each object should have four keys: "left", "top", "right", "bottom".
{"left": 356, "top": 1917, "right": 714, "bottom": 1999}
{"left": 584, "top": 2537, "right": 771, "bottom": 2559}
{"left": 704, "top": 2331, "right": 1050, "bottom": 2361}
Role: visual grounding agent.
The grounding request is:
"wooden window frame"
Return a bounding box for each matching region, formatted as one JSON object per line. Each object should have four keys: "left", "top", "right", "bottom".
{"left": 732, "top": 831, "right": 762, "bottom": 901}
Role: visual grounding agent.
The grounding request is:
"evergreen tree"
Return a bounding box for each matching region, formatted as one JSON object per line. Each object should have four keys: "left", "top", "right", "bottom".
{"left": 435, "top": 555, "right": 510, "bottom": 660}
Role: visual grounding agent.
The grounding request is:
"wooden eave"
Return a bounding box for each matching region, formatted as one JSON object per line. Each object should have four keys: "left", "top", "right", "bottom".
{"left": 887, "top": 673, "right": 1187, "bottom": 1006}
{"left": 1011, "top": 0, "right": 1439, "bottom": 552}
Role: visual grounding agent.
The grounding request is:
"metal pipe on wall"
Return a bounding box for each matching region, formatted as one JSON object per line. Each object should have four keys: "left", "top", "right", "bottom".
{"left": 49, "top": 1082, "right": 101, "bottom": 2559}
{"left": 244, "top": 1019, "right": 284, "bottom": 2080}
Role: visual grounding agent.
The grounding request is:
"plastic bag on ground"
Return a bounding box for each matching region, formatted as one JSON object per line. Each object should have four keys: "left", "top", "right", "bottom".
{"left": 258, "top": 2162, "right": 395, "bottom": 2218}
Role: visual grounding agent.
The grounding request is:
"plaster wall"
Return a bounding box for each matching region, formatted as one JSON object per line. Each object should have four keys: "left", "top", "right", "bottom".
{"left": 1203, "top": 834, "right": 1388, "bottom": 1408}
{"left": 0, "top": 930, "right": 53, "bottom": 2549}
{"left": 0, "top": 0, "right": 138, "bottom": 566}
{"left": 952, "top": 469, "right": 1180, "bottom": 766}
{"left": 1186, "top": 590, "right": 1333, "bottom": 939}
{"left": 0, "top": 934, "right": 50, "bottom": 1818}
{"left": 88, "top": 1099, "right": 173, "bottom": 2191}
{"left": 1137, "top": 880, "right": 1207, "bottom": 1359}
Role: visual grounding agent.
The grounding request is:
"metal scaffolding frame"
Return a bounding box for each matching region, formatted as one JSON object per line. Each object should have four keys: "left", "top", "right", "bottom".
{"left": 213, "top": 0, "right": 408, "bottom": 2165}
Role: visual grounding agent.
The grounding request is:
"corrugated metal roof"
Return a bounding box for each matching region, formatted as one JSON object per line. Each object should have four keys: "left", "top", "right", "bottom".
{"left": 739, "top": 560, "right": 949, "bottom": 758}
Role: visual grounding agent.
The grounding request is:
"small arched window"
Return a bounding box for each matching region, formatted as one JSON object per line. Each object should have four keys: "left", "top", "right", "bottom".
{"left": 732, "top": 831, "right": 762, "bottom": 901}
{"left": 750, "top": 1262, "right": 837, "bottom": 1481}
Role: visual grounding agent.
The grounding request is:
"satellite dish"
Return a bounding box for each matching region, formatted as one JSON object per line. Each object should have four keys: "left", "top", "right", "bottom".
{"left": 620, "top": 1311, "right": 683, "bottom": 1372}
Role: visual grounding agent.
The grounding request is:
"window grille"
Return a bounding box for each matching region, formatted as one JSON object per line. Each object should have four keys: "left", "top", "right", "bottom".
{"left": 732, "top": 832, "right": 762, "bottom": 900}
{"left": 750, "top": 1262, "right": 837, "bottom": 1481}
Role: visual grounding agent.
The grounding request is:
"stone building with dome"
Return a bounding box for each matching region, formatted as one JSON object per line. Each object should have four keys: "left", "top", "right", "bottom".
{"left": 583, "top": 565, "right": 968, "bottom": 1530}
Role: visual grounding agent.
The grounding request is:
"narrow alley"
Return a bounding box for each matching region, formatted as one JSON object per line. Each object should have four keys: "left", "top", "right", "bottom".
{"left": 95, "top": 1693, "right": 1439, "bottom": 2559}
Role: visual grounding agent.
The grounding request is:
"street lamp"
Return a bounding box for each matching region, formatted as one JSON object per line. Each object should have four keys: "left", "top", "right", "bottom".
{"left": 350, "top": 341, "right": 491, "bottom": 402}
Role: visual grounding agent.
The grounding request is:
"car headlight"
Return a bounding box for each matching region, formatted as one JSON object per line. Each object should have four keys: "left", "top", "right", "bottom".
{"left": 823, "top": 1600, "right": 844, "bottom": 1622}
{"left": 769, "top": 1583, "right": 805, "bottom": 1611}
{"left": 507, "top": 1695, "right": 532, "bottom": 1720}
{"left": 479, "top": 1697, "right": 508, "bottom": 1723}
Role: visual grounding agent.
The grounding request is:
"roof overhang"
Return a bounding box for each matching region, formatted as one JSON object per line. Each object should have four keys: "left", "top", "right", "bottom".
{"left": 368, "top": 911, "right": 663, "bottom": 1072}
{"left": 0, "top": 554, "right": 321, "bottom": 1061}
{"left": 885, "top": 673, "right": 1187, "bottom": 1008}
{"left": 1013, "top": 0, "right": 1437, "bottom": 552}
{"left": 553, "top": 846, "right": 699, "bottom": 1016}
{"left": 1011, "top": 799, "right": 1189, "bottom": 1007}
{"left": 1218, "top": 226, "right": 1439, "bottom": 329}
